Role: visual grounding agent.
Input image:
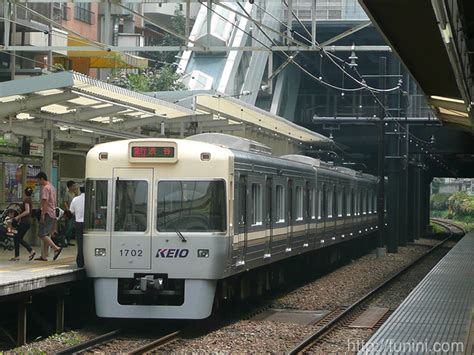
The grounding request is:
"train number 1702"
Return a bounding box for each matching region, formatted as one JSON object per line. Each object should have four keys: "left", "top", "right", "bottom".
{"left": 119, "top": 249, "right": 143, "bottom": 257}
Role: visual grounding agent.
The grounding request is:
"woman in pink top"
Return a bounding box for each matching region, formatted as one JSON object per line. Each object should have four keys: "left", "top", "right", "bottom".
{"left": 35, "top": 172, "right": 62, "bottom": 261}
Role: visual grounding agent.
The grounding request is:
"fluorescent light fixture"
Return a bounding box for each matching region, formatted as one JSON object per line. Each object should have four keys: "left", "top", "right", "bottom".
{"left": 441, "top": 24, "right": 452, "bottom": 44}
{"left": 430, "top": 95, "right": 465, "bottom": 104}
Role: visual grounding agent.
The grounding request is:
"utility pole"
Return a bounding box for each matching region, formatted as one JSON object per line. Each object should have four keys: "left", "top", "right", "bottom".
{"left": 376, "top": 57, "right": 386, "bottom": 257}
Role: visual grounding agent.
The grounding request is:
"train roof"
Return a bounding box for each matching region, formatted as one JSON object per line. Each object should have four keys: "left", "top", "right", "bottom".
{"left": 186, "top": 133, "right": 272, "bottom": 155}
{"left": 89, "top": 136, "right": 377, "bottom": 183}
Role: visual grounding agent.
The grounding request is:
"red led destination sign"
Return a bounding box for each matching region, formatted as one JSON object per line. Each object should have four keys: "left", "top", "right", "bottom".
{"left": 131, "top": 146, "right": 175, "bottom": 158}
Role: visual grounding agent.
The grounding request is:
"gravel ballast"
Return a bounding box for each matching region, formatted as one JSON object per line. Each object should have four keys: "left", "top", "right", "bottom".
{"left": 162, "top": 241, "right": 439, "bottom": 353}
{"left": 8, "top": 239, "right": 445, "bottom": 354}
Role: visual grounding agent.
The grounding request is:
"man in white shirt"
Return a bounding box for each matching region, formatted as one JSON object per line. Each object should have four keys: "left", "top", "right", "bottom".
{"left": 70, "top": 185, "right": 85, "bottom": 267}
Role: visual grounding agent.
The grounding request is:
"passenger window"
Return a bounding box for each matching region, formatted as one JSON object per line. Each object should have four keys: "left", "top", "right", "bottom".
{"left": 295, "top": 186, "right": 303, "bottom": 221}
{"left": 114, "top": 180, "right": 148, "bottom": 232}
{"left": 276, "top": 185, "right": 285, "bottom": 223}
{"left": 354, "top": 190, "right": 359, "bottom": 216}
{"left": 157, "top": 180, "right": 226, "bottom": 232}
{"left": 327, "top": 188, "right": 333, "bottom": 218}
{"left": 238, "top": 176, "right": 247, "bottom": 225}
{"left": 368, "top": 191, "right": 372, "bottom": 213}
{"left": 251, "top": 183, "right": 263, "bottom": 226}
{"left": 311, "top": 188, "right": 317, "bottom": 220}
{"left": 337, "top": 188, "right": 343, "bottom": 217}
{"left": 346, "top": 190, "right": 351, "bottom": 216}
{"left": 317, "top": 189, "right": 322, "bottom": 220}
{"left": 85, "top": 179, "right": 108, "bottom": 231}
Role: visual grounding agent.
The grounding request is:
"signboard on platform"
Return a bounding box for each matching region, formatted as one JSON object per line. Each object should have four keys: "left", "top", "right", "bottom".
{"left": 29, "top": 143, "right": 44, "bottom": 157}
{"left": 4, "top": 163, "right": 23, "bottom": 202}
{"left": 26, "top": 165, "right": 41, "bottom": 201}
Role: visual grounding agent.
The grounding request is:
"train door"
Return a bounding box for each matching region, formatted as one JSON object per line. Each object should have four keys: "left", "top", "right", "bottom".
{"left": 304, "top": 181, "right": 311, "bottom": 248}
{"left": 286, "top": 179, "right": 293, "bottom": 252}
{"left": 264, "top": 177, "right": 273, "bottom": 258}
{"left": 322, "top": 184, "right": 327, "bottom": 243}
{"left": 111, "top": 168, "right": 153, "bottom": 269}
{"left": 236, "top": 174, "right": 248, "bottom": 265}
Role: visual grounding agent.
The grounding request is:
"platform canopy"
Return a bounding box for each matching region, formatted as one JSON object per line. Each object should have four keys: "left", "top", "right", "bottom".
{"left": 359, "top": 0, "right": 474, "bottom": 131}
{"left": 0, "top": 71, "right": 331, "bottom": 152}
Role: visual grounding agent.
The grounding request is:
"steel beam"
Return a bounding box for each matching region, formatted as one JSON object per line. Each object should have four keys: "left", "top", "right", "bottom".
{"left": 3, "top": 45, "right": 391, "bottom": 52}
{"left": 54, "top": 131, "right": 97, "bottom": 145}
{"left": 17, "top": 299, "right": 28, "bottom": 346}
{"left": 320, "top": 21, "right": 371, "bottom": 47}
{"left": 214, "top": 1, "right": 309, "bottom": 49}
{"left": 43, "top": 121, "right": 54, "bottom": 184}
{"left": 386, "top": 124, "right": 401, "bottom": 253}
{"left": 0, "top": 71, "right": 75, "bottom": 96}
{"left": 0, "top": 92, "right": 78, "bottom": 119}
{"left": 41, "top": 106, "right": 126, "bottom": 122}
{"left": 55, "top": 295, "right": 65, "bottom": 334}
{"left": 33, "top": 112, "right": 147, "bottom": 139}
{"left": 398, "top": 126, "right": 408, "bottom": 246}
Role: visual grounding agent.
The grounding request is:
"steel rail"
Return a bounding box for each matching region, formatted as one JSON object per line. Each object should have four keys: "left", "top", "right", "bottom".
{"left": 288, "top": 220, "right": 465, "bottom": 354}
{"left": 56, "top": 329, "right": 123, "bottom": 355}
{"left": 128, "top": 330, "right": 182, "bottom": 355}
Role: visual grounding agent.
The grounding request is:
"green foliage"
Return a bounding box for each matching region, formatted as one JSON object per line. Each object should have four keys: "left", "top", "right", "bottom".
{"left": 447, "top": 191, "right": 474, "bottom": 216}
{"left": 430, "top": 222, "right": 444, "bottom": 234}
{"left": 430, "top": 193, "right": 450, "bottom": 210}
{"left": 144, "top": 9, "right": 186, "bottom": 67}
{"left": 108, "top": 8, "right": 187, "bottom": 92}
{"left": 430, "top": 210, "right": 450, "bottom": 218}
{"left": 51, "top": 64, "right": 65, "bottom": 72}
{"left": 108, "top": 66, "right": 185, "bottom": 92}
{"left": 12, "top": 331, "right": 83, "bottom": 353}
{"left": 49, "top": 331, "right": 82, "bottom": 346}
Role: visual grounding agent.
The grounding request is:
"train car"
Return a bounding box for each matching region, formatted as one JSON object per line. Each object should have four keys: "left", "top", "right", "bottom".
{"left": 84, "top": 134, "right": 378, "bottom": 319}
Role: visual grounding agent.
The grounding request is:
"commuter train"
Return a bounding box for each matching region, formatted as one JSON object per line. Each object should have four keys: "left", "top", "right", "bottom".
{"left": 84, "top": 134, "right": 378, "bottom": 319}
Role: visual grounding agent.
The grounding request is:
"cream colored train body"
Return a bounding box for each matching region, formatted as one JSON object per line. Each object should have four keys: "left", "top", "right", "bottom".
{"left": 84, "top": 135, "right": 378, "bottom": 319}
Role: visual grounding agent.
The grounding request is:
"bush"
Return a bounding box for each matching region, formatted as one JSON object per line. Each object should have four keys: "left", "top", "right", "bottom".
{"left": 448, "top": 191, "right": 474, "bottom": 215}
{"left": 430, "top": 193, "right": 450, "bottom": 210}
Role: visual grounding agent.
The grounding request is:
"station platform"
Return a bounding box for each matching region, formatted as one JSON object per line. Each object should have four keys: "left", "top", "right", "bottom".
{"left": 360, "top": 232, "right": 474, "bottom": 354}
{"left": 0, "top": 244, "right": 85, "bottom": 299}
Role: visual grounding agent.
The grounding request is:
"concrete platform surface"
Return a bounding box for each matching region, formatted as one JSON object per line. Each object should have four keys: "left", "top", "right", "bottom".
{"left": 359, "top": 232, "right": 474, "bottom": 354}
{"left": 0, "top": 244, "right": 85, "bottom": 297}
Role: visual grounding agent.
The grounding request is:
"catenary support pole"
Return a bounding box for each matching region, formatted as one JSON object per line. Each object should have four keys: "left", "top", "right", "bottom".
{"left": 376, "top": 57, "right": 386, "bottom": 257}
{"left": 398, "top": 124, "right": 408, "bottom": 246}
{"left": 386, "top": 122, "right": 401, "bottom": 253}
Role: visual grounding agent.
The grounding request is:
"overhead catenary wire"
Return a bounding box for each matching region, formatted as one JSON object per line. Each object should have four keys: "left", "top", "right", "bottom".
{"left": 254, "top": 1, "right": 401, "bottom": 93}
{"left": 201, "top": 1, "right": 366, "bottom": 92}
{"left": 273, "top": 2, "right": 453, "bottom": 174}
{"left": 0, "top": 48, "right": 56, "bottom": 70}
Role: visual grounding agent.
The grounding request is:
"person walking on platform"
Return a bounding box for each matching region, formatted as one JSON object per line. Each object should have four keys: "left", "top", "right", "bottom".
{"left": 62, "top": 180, "right": 77, "bottom": 247}
{"left": 10, "top": 187, "right": 36, "bottom": 261}
{"left": 70, "top": 185, "right": 85, "bottom": 268}
{"left": 35, "top": 172, "right": 62, "bottom": 261}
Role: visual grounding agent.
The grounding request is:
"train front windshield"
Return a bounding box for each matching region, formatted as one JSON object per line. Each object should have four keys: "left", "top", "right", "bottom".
{"left": 85, "top": 179, "right": 226, "bottom": 233}
{"left": 157, "top": 180, "right": 226, "bottom": 232}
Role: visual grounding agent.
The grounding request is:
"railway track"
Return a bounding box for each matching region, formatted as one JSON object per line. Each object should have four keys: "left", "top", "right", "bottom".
{"left": 55, "top": 219, "right": 466, "bottom": 354}
{"left": 56, "top": 329, "right": 123, "bottom": 355}
{"left": 287, "top": 219, "right": 466, "bottom": 354}
{"left": 56, "top": 328, "right": 182, "bottom": 355}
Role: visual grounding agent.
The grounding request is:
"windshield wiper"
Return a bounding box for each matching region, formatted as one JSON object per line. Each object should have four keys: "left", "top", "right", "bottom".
{"left": 176, "top": 229, "right": 187, "bottom": 243}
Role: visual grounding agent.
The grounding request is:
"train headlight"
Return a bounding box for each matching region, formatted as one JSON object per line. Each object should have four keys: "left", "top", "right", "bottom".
{"left": 197, "top": 249, "right": 209, "bottom": 258}
{"left": 95, "top": 248, "right": 107, "bottom": 256}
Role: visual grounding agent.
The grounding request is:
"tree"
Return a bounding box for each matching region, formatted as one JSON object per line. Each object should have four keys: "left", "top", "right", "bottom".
{"left": 108, "top": 66, "right": 186, "bottom": 92}
{"left": 108, "top": 8, "right": 187, "bottom": 92}
{"left": 144, "top": 9, "right": 186, "bottom": 67}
